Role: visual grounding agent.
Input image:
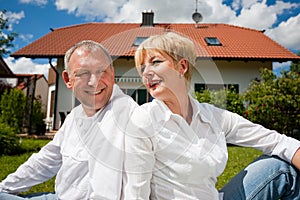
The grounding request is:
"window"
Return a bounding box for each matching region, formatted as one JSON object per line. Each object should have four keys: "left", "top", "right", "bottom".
{"left": 132, "top": 37, "right": 148, "bottom": 47}
{"left": 204, "top": 37, "right": 222, "bottom": 46}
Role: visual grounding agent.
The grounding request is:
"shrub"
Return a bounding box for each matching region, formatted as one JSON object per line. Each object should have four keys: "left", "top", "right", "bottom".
{"left": 0, "top": 88, "right": 25, "bottom": 133}
{"left": 31, "top": 98, "right": 46, "bottom": 135}
{"left": 244, "top": 68, "right": 300, "bottom": 135}
{"left": 0, "top": 88, "right": 47, "bottom": 135}
{"left": 194, "top": 89, "right": 245, "bottom": 116}
{"left": 0, "top": 122, "right": 21, "bottom": 155}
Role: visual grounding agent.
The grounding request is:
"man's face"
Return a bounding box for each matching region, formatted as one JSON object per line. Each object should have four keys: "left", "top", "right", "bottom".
{"left": 66, "top": 47, "right": 115, "bottom": 116}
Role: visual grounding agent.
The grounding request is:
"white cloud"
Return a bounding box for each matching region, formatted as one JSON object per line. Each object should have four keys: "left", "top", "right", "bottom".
{"left": 273, "top": 61, "right": 291, "bottom": 70}
{"left": 4, "top": 57, "right": 51, "bottom": 79}
{"left": 55, "top": 0, "right": 128, "bottom": 21}
{"left": 265, "top": 14, "right": 300, "bottom": 52}
{"left": 5, "top": 11, "right": 25, "bottom": 31}
{"left": 19, "top": 0, "right": 48, "bottom": 6}
{"left": 273, "top": 61, "right": 291, "bottom": 76}
{"left": 229, "top": 1, "right": 297, "bottom": 30}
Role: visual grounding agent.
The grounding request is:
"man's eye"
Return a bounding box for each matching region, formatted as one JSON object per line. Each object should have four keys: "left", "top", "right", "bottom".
{"left": 75, "top": 71, "right": 90, "bottom": 78}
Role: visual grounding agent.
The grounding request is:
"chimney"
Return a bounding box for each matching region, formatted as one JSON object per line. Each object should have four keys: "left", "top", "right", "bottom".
{"left": 141, "top": 10, "right": 154, "bottom": 26}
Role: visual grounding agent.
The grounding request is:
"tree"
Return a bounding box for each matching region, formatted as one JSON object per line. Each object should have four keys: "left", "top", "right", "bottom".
{"left": 194, "top": 88, "right": 245, "bottom": 116}
{"left": 244, "top": 68, "right": 300, "bottom": 136}
{"left": 0, "top": 9, "right": 18, "bottom": 56}
{"left": 290, "top": 52, "right": 300, "bottom": 74}
{"left": 0, "top": 88, "right": 26, "bottom": 133}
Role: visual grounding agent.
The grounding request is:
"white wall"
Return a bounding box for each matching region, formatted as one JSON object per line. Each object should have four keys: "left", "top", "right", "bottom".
{"left": 191, "top": 59, "right": 272, "bottom": 93}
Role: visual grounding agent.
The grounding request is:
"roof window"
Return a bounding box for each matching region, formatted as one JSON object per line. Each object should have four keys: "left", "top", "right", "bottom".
{"left": 132, "top": 37, "right": 148, "bottom": 47}
{"left": 204, "top": 37, "right": 222, "bottom": 46}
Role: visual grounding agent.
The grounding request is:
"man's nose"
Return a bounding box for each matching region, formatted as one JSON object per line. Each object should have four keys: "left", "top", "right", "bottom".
{"left": 88, "top": 73, "right": 100, "bottom": 86}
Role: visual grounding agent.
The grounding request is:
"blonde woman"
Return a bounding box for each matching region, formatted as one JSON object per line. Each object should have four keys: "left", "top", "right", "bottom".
{"left": 123, "top": 32, "right": 300, "bottom": 200}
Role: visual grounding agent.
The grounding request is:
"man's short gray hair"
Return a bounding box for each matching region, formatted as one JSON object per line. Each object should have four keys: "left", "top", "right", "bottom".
{"left": 64, "top": 40, "right": 113, "bottom": 72}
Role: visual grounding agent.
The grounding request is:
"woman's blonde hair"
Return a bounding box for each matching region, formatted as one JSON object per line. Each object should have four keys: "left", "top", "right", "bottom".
{"left": 135, "top": 32, "right": 196, "bottom": 88}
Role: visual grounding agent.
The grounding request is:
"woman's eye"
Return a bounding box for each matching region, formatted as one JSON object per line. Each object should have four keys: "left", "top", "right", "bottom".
{"left": 152, "top": 60, "right": 163, "bottom": 65}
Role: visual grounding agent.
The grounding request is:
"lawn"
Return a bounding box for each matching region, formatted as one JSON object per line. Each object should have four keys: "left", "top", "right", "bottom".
{"left": 0, "top": 139, "right": 262, "bottom": 194}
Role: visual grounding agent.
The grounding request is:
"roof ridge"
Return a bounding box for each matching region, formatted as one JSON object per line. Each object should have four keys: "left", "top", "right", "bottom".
{"left": 53, "top": 22, "right": 140, "bottom": 31}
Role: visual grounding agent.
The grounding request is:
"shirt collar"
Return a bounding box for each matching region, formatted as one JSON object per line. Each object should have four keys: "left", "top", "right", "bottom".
{"left": 189, "top": 95, "right": 212, "bottom": 124}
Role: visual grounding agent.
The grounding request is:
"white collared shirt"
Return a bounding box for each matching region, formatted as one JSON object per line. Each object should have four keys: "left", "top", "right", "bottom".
{"left": 123, "top": 96, "right": 300, "bottom": 200}
{"left": 0, "top": 84, "right": 138, "bottom": 200}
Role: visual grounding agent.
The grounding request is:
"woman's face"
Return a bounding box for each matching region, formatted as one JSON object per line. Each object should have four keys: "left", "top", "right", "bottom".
{"left": 140, "top": 50, "right": 186, "bottom": 102}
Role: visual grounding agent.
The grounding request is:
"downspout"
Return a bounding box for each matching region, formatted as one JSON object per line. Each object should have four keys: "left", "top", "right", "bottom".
{"left": 49, "top": 58, "right": 59, "bottom": 130}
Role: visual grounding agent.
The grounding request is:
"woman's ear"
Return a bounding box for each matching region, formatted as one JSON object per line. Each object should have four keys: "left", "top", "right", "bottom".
{"left": 62, "top": 70, "right": 72, "bottom": 89}
{"left": 178, "top": 58, "right": 188, "bottom": 75}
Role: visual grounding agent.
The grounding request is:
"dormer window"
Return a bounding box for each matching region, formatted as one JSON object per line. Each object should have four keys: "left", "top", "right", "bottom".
{"left": 132, "top": 37, "right": 148, "bottom": 47}
{"left": 205, "top": 37, "right": 222, "bottom": 46}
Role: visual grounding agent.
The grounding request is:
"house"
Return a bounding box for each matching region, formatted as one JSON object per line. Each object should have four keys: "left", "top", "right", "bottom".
{"left": 10, "top": 11, "right": 300, "bottom": 130}
{"left": 0, "top": 56, "right": 15, "bottom": 83}
{"left": 15, "top": 74, "right": 48, "bottom": 112}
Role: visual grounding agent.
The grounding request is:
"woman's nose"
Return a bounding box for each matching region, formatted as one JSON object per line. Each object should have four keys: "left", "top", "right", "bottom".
{"left": 142, "top": 63, "right": 153, "bottom": 76}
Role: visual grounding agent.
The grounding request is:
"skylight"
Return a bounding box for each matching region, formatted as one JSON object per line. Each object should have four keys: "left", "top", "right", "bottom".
{"left": 132, "top": 37, "right": 148, "bottom": 47}
{"left": 204, "top": 37, "right": 222, "bottom": 46}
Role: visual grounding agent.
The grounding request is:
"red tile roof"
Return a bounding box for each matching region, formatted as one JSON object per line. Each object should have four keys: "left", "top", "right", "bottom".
{"left": 11, "top": 22, "right": 300, "bottom": 62}
{"left": 15, "top": 74, "right": 44, "bottom": 90}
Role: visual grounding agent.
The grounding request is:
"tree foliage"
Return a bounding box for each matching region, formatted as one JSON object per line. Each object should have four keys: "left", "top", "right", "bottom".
{"left": 290, "top": 53, "right": 300, "bottom": 74}
{"left": 194, "top": 88, "right": 245, "bottom": 116}
{"left": 194, "top": 62, "right": 300, "bottom": 137}
{"left": 0, "top": 9, "right": 18, "bottom": 56}
{"left": 244, "top": 68, "right": 300, "bottom": 135}
{"left": 0, "top": 88, "right": 26, "bottom": 133}
{"left": 0, "top": 88, "right": 46, "bottom": 135}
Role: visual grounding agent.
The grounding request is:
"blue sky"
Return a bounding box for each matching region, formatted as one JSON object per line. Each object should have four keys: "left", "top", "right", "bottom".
{"left": 1, "top": 0, "right": 300, "bottom": 78}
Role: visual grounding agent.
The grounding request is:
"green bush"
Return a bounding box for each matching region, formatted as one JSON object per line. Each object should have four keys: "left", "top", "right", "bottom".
{"left": 0, "top": 88, "right": 46, "bottom": 135}
{"left": 0, "top": 89, "right": 25, "bottom": 133}
{"left": 31, "top": 98, "right": 46, "bottom": 135}
{"left": 0, "top": 122, "right": 21, "bottom": 155}
{"left": 244, "top": 68, "right": 300, "bottom": 135}
{"left": 194, "top": 88, "right": 245, "bottom": 116}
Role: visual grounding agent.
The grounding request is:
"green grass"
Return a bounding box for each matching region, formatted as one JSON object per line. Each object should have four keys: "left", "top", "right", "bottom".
{"left": 216, "top": 145, "right": 262, "bottom": 189}
{"left": 0, "top": 139, "right": 262, "bottom": 194}
{"left": 0, "top": 138, "right": 55, "bottom": 194}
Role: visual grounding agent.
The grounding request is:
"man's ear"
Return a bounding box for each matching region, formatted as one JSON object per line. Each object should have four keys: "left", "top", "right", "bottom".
{"left": 62, "top": 70, "right": 72, "bottom": 89}
{"left": 178, "top": 58, "right": 188, "bottom": 75}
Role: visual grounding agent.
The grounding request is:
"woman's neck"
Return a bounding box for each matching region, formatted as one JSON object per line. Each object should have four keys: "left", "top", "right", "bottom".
{"left": 164, "top": 93, "right": 193, "bottom": 124}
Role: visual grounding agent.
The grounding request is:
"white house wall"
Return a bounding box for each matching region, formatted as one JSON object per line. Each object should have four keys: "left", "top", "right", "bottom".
{"left": 113, "top": 58, "right": 144, "bottom": 90}
{"left": 35, "top": 76, "right": 49, "bottom": 112}
{"left": 55, "top": 58, "right": 75, "bottom": 129}
{"left": 191, "top": 59, "right": 272, "bottom": 94}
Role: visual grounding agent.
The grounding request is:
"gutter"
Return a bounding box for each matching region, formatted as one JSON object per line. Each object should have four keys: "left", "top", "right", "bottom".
{"left": 49, "top": 58, "right": 59, "bottom": 130}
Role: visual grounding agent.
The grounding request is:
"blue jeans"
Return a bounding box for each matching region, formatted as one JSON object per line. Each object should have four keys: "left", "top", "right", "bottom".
{"left": 0, "top": 192, "right": 56, "bottom": 200}
{"left": 220, "top": 155, "right": 300, "bottom": 200}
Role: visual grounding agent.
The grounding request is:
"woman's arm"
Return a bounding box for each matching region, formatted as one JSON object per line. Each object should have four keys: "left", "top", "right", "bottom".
{"left": 292, "top": 148, "right": 300, "bottom": 170}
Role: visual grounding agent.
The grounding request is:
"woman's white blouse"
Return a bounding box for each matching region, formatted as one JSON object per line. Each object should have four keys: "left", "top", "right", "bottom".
{"left": 123, "top": 97, "right": 300, "bottom": 200}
